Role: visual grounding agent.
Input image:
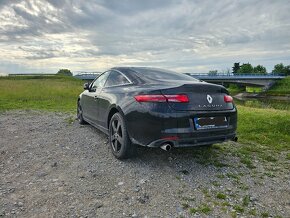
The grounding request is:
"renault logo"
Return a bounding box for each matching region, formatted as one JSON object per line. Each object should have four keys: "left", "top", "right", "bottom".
{"left": 206, "top": 95, "right": 213, "bottom": 104}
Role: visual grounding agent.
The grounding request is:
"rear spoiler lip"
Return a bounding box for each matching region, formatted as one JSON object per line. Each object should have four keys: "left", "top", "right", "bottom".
{"left": 158, "top": 83, "right": 227, "bottom": 93}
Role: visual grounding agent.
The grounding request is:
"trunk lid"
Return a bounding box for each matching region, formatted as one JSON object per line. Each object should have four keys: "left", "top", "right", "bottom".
{"left": 160, "top": 82, "right": 234, "bottom": 111}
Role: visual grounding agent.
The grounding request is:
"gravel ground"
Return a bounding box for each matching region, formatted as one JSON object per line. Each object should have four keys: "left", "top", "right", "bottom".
{"left": 0, "top": 110, "right": 289, "bottom": 218}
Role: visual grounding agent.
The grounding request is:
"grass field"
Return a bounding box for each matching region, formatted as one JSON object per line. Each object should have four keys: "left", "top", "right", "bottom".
{"left": 0, "top": 75, "right": 83, "bottom": 112}
{"left": 266, "top": 76, "right": 290, "bottom": 96}
{"left": 238, "top": 106, "right": 290, "bottom": 149}
{"left": 0, "top": 75, "right": 289, "bottom": 153}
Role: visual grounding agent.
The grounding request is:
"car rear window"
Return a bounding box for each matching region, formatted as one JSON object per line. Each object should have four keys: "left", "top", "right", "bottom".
{"left": 134, "top": 68, "right": 199, "bottom": 81}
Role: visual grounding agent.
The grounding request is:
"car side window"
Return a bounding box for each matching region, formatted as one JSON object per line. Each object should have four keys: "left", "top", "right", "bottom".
{"left": 105, "top": 70, "right": 131, "bottom": 87}
{"left": 90, "top": 71, "right": 110, "bottom": 91}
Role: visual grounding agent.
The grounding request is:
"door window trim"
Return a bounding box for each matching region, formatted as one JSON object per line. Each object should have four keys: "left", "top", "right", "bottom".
{"left": 89, "top": 71, "right": 110, "bottom": 91}
{"left": 104, "top": 69, "right": 133, "bottom": 88}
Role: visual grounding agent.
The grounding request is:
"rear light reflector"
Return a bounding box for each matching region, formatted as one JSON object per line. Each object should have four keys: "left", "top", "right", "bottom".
{"left": 224, "top": 95, "right": 233, "bottom": 103}
{"left": 164, "top": 95, "right": 189, "bottom": 103}
{"left": 135, "top": 94, "right": 189, "bottom": 103}
{"left": 161, "top": 136, "right": 179, "bottom": 140}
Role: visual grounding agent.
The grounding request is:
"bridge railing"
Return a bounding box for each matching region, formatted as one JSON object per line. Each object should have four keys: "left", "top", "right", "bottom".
{"left": 73, "top": 72, "right": 286, "bottom": 81}
{"left": 188, "top": 73, "right": 285, "bottom": 79}
{"left": 187, "top": 73, "right": 285, "bottom": 77}
{"left": 74, "top": 73, "right": 101, "bottom": 76}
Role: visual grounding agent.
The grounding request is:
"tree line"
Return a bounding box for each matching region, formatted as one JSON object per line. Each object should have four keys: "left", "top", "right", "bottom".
{"left": 56, "top": 69, "right": 72, "bottom": 76}
{"left": 208, "top": 63, "right": 290, "bottom": 76}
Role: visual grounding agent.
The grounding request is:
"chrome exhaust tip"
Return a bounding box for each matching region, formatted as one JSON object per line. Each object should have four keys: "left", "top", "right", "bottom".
{"left": 160, "top": 143, "right": 172, "bottom": 151}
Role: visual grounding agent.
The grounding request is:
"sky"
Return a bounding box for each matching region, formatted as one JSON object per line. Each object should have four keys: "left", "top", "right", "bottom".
{"left": 0, "top": 0, "right": 289, "bottom": 75}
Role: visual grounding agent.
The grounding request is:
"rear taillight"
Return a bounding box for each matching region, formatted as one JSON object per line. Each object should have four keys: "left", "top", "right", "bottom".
{"left": 135, "top": 94, "right": 189, "bottom": 103}
{"left": 224, "top": 95, "right": 233, "bottom": 103}
{"left": 134, "top": 95, "right": 166, "bottom": 102}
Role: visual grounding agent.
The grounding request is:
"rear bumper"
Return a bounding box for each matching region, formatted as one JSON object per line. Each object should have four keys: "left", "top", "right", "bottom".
{"left": 147, "top": 132, "right": 236, "bottom": 148}
{"left": 125, "top": 103, "right": 237, "bottom": 148}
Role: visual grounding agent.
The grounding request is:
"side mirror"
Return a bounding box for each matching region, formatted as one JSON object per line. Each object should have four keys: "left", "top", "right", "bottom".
{"left": 83, "top": 82, "right": 90, "bottom": 90}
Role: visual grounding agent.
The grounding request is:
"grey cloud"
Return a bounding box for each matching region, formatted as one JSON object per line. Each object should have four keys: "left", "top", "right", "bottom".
{"left": 25, "top": 52, "right": 56, "bottom": 60}
{"left": 0, "top": 0, "right": 289, "bottom": 73}
{"left": 46, "top": 0, "right": 67, "bottom": 8}
{"left": 97, "top": 0, "right": 177, "bottom": 15}
{"left": 0, "top": 0, "right": 21, "bottom": 9}
{"left": 0, "top": 1, "right": 71, "bottom": 43}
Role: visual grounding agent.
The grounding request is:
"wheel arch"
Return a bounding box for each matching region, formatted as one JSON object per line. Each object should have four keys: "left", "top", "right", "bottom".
{"left": 107, "top": 106, "right": 125, "bottom": 129}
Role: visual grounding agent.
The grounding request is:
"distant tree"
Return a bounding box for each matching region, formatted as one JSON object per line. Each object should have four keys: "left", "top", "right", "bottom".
{"left": 57, "top": 69, "right": 72, "bottom": 76}
{"left": 232, "top": 63, "right": 240, "bottom": 74}
{"left": 238, "top": 63, "right": 253, "bottom": 74}
{"left": 208, "top": 70, "right": 218, "bottom": 76}
{"left": 272, "top": 63, "right": 290, "bottom": 75}
{"left": 272, "top": 63, "right": 284, "bottom": 74}
{"left": 253, "top": 65, "right": 267, "bottom": 74}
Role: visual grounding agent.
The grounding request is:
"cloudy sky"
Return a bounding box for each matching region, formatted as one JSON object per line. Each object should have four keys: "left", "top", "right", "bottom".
{"left": 0, "top": 0, "right": 289, "bottom": 75}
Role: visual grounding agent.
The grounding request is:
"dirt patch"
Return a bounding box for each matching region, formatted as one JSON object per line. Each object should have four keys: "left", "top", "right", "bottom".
{"left": 0, "top": 110, "right": 289, "bottom": 217}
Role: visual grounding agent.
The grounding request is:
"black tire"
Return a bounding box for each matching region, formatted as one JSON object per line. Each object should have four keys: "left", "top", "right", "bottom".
{"left": 109, "top": 113, "right": 136, "bottom": 159}
{"left": 77, "top": 100, "right": 87, "bottom": 125}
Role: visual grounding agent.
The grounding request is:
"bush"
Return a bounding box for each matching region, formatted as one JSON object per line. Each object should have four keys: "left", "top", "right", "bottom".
{"left": 57, "top": 69, "right": 72, "bottom": 76}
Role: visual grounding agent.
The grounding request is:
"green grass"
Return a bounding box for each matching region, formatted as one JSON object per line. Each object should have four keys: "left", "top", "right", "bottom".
{"left": 235, "top": 98, "right": 290, "bottom": 111}
{"left": 246, "top": 86, "right": 263, "bottom": 93}
{"left": 266, "top": 76, "right": 290, "bottom": 96}
{"left": 228, "top": 84, "right": 245, "bottom": 95}
{"left": 261, "top": 212, "right": 270, "bottom": 218}
{"left": 242, "top": 195, "right": 250, "bottom": 206}
{"left": 237, "top": 105, "right": 290, "bottom": 151}
{"left": 189, "top": 204, "right": 211, "bottom": 215}
{"left": 233, "top": 105, "right": 290, "bottom": 168}
{"left": 0, "top": 75, "right": 83, "bottom": 112}
{"left": 216, "top": 192, "right": 227, "bottom": 200}
{"left": 233, "top": 205, "right": 244, "bottom": 213}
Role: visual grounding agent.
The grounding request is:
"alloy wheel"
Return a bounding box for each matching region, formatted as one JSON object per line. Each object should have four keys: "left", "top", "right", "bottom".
{"left": 110, "top": 118, "right": 124, "bottom": 152}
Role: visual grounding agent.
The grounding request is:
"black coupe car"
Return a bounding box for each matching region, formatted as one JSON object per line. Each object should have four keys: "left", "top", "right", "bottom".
{"left": 77, "top": 67, "right": 237, "bottom": 159}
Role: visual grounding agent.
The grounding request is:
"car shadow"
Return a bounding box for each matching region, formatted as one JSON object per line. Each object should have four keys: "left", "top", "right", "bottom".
{"left": 80, "top": 123, "right": 232, "bottom": 171}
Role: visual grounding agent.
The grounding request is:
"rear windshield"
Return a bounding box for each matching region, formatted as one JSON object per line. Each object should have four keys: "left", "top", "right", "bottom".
{"left": 133, "top": 68, "right": 199, "bottom": 82}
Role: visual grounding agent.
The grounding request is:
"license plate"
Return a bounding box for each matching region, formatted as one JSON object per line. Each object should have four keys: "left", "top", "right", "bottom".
{"left": 194, "top": 116, "right": 228, "bottom": 130}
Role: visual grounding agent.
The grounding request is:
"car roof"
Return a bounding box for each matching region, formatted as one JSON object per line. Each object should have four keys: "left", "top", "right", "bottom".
{"left": 112, "top": 66, "right": 163, "bottom": 72}
{"left": 110, "top": 67, "right": 199, "bottom": 84}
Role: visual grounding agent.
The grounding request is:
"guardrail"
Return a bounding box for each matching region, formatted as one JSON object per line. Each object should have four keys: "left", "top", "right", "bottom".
{"left": 188, "top": 73, "right": 285, "bottom": 79}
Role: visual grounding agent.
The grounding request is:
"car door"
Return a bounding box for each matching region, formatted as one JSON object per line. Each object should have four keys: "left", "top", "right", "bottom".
{"left": 82, "top": 71, "right": 110, "bottom": 124}
{"left": 96, "top": 70, "right": 132, "bottom": 128}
